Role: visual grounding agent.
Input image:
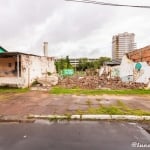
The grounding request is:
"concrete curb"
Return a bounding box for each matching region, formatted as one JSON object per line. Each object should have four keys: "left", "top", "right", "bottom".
{"left": 0, "top": 115, "right": 35, "bottom": 123}
{"left": 28, "top": 115, "right": 150, "bottom": 121}
{"left": 0, "top": 115, "right": 150, "bottom": 123}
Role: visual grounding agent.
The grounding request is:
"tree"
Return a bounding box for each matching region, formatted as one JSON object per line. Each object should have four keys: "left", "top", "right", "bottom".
{"left": 77, "top": 58, "right": 88, "bottom": 71}
{"left": 55, "top": 56, "right": 73, "bottom": 73}
{"left": 76, "top": 57, "right": 111, "bottom": 71}
{"left": 66, "top": 56, "right": 72, "bottom": 69}
{"left": 98, "top": 57, "right": 111, "bottom": 67}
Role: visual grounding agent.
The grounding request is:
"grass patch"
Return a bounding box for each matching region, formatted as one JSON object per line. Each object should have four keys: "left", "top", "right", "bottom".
{"left": 86, "top": 100, "right": 92, "bottom": 107}
{"left": 83, "top": 101, "right": 150, "bottom": 116}
{"left": 0, "top": 87, "right": 29, "bottom": 93}
{"left": 64, "top": 113, "right": 72, "bottom": 121}
{"left": 76, "top": 109, "right": 84, "bottom": 115}
{"left": 50, "top": 87, "right": 150, "bottom": 95}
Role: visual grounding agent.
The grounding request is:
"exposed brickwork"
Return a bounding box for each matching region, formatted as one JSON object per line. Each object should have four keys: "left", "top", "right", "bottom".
{"left": 128, "top": 45, "right": 150, "bottom": 64}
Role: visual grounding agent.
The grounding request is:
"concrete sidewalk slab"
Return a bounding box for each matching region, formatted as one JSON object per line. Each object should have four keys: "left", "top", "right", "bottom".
{"left": 0, "top": 91, "right": 150, "bottom": 116}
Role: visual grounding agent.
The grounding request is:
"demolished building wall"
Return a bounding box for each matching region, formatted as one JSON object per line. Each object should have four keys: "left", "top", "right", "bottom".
{"left": 120, "top": 55, "right": 134, "bottom": 82}
{"left": 120, "top": 55, "right": 150, "bottom": 84}
{"left": 99, "top": 54, "right": 150, "bottom": 84}
{"left": 0, "top": 57, "right": 17, "bottom": 77}
{"left": 128, "top": 45, "right": 150, "bottom": 63}
{"left": 21, "top": 54, "right": 56, "bottom": 87}
{"left": 0, "top": 52, "right": 56, "bottom": 88}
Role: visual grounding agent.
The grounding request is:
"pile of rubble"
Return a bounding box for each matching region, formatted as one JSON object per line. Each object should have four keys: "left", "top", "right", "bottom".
{"left": 58, "top": 76, "right": 147, "bottom": 89}
{"left": 31, "top": 74, "right": 59, "bottom": 91}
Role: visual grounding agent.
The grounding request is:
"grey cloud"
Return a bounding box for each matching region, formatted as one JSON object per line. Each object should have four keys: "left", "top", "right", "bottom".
{"left": 88, "top": 48, "right": 100, "bottom": 56}
{"left": 0, "top": 0, "right": 64, "bottom": 40}
{"left": 36, "top": 4, "right": 115, "bottom": 44}
{"left": 0, "top": 0, "right": 150, "bottom": 58}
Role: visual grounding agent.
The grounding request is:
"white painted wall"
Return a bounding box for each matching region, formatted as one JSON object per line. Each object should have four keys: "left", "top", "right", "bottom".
{"left": 21, "top": 55, "right": 56, "bottom": 87}
{"left": 0, "top": 77, "right": 24, "bottom": 87}
{"left": 0, "top": 54, "right": 56, "bottom": 88}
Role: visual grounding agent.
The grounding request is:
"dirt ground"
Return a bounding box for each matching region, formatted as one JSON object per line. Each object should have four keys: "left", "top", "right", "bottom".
{"left": 0, "top": 91, "right": 150, "bottom": 116}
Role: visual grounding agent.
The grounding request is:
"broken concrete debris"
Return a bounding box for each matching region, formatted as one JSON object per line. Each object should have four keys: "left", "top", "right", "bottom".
{"left": 58, "top": 76, "right": 146, "bottom": 89}
{"left": 31, "top": 74, "right": 59, "bottom": 91}
{"left": 37, "top": 75, "right": 59, "bottom": 86}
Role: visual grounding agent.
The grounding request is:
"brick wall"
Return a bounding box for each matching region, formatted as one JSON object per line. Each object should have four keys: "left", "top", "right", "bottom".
{"left": 128, "top": 45, "right": 150, "bottom": 64}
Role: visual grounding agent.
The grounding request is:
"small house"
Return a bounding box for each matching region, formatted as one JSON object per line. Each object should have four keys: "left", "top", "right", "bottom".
{"left": 0, "top": 51, "right": 56, "bottom": 88}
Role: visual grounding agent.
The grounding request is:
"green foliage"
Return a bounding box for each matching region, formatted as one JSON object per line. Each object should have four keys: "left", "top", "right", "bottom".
{"left": 86, "top": 100, "right": 92, "bottom": 107}
{"left": 64, "top": 113, "right": 72, "bottom": 121}
{"left": 55, "top": 56, "right": 73, "bottom": 73}
{"left": 66, "top": 56, "right": 72, "bottom": 69}
{"left": 47, "top": 72, "right": 52, "bottom": 76}
{"left": 50, "top": 87, "right": 150, "bottom": 95}
{"left": 77, "top": 58, "right": 89, "bottom": 71}
{"left": 76, "top": 57, "right": 111, "bottom": 71}
{"left": 55, "top": 56, "right": 111, "bottom": 73}
{"left": 86, "top": 106, "right": 150, "bottom": 116}
{"left": 32, "top": 80, "right": 40, "bottom": 86}
{"left": 85, "top": 102, "right": 150, "bottom": 116}
{"left": 98, "top": 57, "right": 111, "bottom": 66}
{"left": 0, "top": 88, "right": 29, "bottom": 93}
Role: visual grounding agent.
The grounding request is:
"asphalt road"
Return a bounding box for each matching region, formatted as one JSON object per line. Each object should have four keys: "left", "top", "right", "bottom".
{"left": 0, "top": 121, "right": 149, "bottom": 150}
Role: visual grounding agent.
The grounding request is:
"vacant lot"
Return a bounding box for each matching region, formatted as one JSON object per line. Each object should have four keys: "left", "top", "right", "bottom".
{"left": 0, "top": 90, "right": 150, "bottom": 116}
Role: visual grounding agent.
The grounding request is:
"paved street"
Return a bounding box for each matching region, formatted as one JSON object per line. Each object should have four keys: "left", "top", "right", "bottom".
{"left": 0, "top": 121, "right": 149, "bottom": 150}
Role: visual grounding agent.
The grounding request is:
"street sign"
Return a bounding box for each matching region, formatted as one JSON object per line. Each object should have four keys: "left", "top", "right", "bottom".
{"left": 61, "top": 69, "right": 74, "bottom": 76}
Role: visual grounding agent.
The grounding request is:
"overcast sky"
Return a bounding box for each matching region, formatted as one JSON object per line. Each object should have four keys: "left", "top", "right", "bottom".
{"left": 0, "top": 0, "right": 150, "bottom": 58}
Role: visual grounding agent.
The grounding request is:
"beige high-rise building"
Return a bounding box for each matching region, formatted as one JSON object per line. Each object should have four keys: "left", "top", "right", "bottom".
{"left": 112, "top": 32, "right": 136, "bottom": 60}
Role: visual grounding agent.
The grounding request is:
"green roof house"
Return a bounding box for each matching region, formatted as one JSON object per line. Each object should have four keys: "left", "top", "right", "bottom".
{"left": 0, "top": 46, "right": 8, "bottom": 53}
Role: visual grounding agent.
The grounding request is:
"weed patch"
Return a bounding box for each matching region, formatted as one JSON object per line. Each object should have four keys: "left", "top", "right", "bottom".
{"left": 0, "top": 88, "right": 29, "bottom": 93}
{"left": 82, "top": 101, "right": 150, "bottom": 116}
{"left": 50, "top": 87, "right": 150, "bottom": 95}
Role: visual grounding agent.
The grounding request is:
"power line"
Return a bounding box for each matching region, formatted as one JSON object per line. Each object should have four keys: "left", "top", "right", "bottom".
{"left": 65, "top": 0, "right": 150, "bottom": 9}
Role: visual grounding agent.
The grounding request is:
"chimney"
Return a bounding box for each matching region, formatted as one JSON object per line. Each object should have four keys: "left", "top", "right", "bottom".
{"left": 43, "top": 42, "right": 48, "bottom": 57}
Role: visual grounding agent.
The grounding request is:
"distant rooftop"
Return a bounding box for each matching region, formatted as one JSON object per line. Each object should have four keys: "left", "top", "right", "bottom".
{"left": 0, "top": 46, "right": 8, "bottom": 53}
{"left": 104, "top": 59, "right": 121, "bottom": 66}
{"left": 0, "top": 51, "right": 54, "bottom": 59}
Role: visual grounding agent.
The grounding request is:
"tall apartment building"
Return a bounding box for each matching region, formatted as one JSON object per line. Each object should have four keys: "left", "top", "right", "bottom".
{"left": 112, "top": 32, "right": 136, "bottom": 60}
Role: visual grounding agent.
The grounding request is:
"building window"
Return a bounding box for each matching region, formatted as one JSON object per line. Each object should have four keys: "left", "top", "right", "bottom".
{"left": 8, "top": 63, "right": 12, "bottom": 67}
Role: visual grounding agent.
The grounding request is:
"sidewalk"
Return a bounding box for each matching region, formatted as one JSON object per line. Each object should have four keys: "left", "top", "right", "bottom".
{"left": 0, "top": 91, "right": 150, "bottom": 116}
